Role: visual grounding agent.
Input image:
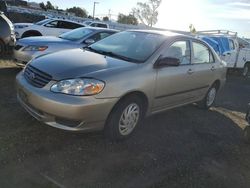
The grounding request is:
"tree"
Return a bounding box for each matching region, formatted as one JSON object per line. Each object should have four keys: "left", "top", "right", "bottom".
{"left": 117, "top": 13, "right": 138, "bottom": 25}
{"left": 39, "top": 2, "right": 46, "bottom": 11}
{"left": 46, "top": 1, "right": 55, "bottom": 10}
{"left": 66, "top": 7, "right": 87, "bottom": 18}
{"left": 189, "top": 24, "right": 196, "bottom": 33}
{"left": 103, "top": 16, "right": 109, "bottom": 22}
{"left": 132, "top": 0, "right": 162, "bottom": 27}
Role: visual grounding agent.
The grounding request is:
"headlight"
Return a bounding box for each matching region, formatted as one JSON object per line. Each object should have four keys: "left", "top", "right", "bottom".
{"left": 51, "top": 78, "right": 105, "bottom": 96}
{"left": 23, "top": 45, "right": 48, "bottom": 51}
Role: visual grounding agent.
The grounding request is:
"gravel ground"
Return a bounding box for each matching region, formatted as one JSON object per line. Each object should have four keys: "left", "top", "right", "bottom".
{"left": 0, "top": 56, "right": 250, "bottom": 188}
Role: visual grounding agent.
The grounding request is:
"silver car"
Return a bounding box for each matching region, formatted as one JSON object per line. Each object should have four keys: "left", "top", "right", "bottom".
{"left": 16, "top": 30, "right": 227, "bottom": 141}
{"left": 13, "top": 27, "right": 118, "bottom": 66}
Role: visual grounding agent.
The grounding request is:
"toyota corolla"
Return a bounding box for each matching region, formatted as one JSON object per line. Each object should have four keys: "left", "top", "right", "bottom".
{"left": 16, "top": 30, "right": 227, "bottom": 140}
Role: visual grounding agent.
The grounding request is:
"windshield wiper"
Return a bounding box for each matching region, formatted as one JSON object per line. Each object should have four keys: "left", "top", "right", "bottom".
{"left": 84, "top": 47, "right": 141, "bottom": 63}
{"left": 84, "top": 46, "right": 103, "bottom": 54}
{"left": 100, "top": 51, "right": 141, "bottom": 63}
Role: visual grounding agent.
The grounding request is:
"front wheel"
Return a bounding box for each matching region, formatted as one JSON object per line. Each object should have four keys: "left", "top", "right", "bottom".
{"left": 104, "top": 96, "right": 145, "bottom": 141}
{"left": 0, "top": 40, "right": 5, "bottom": 55}
{"left": 198, "top": 85, "right": 218, "bottom": 109}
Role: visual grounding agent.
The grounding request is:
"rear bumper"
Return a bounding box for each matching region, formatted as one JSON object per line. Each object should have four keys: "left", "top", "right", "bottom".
{"left": 16, "top": 71, "right": 118, "bottom": 132}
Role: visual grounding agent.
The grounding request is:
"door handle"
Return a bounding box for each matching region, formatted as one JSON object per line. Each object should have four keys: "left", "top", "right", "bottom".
{"left": 187, "top": 69, "right": 194, "bottom": 74}
{"left": 211, "top": 66, "right": 216, "bottom": 71}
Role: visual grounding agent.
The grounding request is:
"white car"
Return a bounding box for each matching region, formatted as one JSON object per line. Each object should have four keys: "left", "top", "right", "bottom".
{"left": 14, "top": 18, "right": 86, "bottom": 39}
{"left": 83, "top": 21, "right": 109, "bottom": 28}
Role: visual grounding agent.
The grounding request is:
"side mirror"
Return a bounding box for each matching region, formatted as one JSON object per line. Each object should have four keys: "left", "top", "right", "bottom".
{"left": 84, "top": 39, "right": 95, "bottom": 45}
{"left": 154, "top": 56, "right": 180, "bottom": 68}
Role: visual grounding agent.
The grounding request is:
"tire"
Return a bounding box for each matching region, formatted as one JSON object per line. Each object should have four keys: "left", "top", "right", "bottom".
{"left": 22, "top": 31, "right": 42, "bottom": 38}
{"left": 198, "top": 84, "right": 218, "bottom": 109}
{"left": 0, "top": 39, "right": 5, "bottom": 55}
{"left": 242, "top": 63, "right": 249, "bottom": 77}
{"left": 243, "top": 126, "right": 250, "bottom": 144}
{"left": 246, "top": 106, "right": 250, "bottom": 123}
{"left": 104, "top": 95, "right": 145, "bottom": 141}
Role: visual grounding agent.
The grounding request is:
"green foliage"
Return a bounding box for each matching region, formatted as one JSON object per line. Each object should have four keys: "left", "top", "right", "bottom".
{"left": 189, "top": 24, "right": 196, "bottom": 33}
{"left": 45, "top": 1, "right": 54, "bottom": 10}
{"left": 117, "top": 13, "right": 138, "bottom": 25}
{"left": 133, "top": 0, "right": 162, "bottom": 27}
{"left": 66, "top": 7, "right": 87, "bottom": 18}
{"left": 39, "top": 2, "right": 46, "bottom": 11}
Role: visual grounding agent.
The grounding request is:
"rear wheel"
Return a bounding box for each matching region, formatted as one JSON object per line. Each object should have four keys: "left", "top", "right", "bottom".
{"left": 244, "top": 126, "right": 250, "bottom": 143}
{"left": 198, "top": 84, "right": 218, "bottom": 109}
{"left": 104, "top": 95, "right": 145, "bottom": 141}
{"left": 242, "top": 63, "right": 249, "bottom": 77}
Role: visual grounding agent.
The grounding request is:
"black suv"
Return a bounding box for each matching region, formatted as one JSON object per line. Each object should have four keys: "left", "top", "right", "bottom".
{"left": 0, "top": 11, "right": 15, "bottom": 54}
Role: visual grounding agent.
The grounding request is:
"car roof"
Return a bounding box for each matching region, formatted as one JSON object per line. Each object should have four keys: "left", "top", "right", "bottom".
{"left": 84, "top": 27, "right": 118, "bottom": 32}
{"left": 49, "top": 18, "right": 86, "bottom": 26}
{"left": 128, "top": 29, "right": 190, "bottom": 38}
{"left": 85, "top": 21, "right": 108, "bottom": 24}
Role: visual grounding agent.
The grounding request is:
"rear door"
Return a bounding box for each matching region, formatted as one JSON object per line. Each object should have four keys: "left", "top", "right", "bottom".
{"left": 189, "top": 40, "right": 217, "bottom": 98}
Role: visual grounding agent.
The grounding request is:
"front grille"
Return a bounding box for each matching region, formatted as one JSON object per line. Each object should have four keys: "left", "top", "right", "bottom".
{"left": 24, "top": 65, "right": 52, "bottom": 88}
{"left": 14, "top": 45, "right": 23, "bottom": 50}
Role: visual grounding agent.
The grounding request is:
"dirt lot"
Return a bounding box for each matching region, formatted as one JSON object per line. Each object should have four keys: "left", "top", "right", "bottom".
{"left": 1, "top": 54, "right": 250, "bottom": 188}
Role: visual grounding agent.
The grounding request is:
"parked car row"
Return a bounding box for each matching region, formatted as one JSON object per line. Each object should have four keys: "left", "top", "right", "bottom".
{"left": 0, "top": 13, "right": 237, "bottom": 141}
{"left": 14, "top": 18, "right": 110, "bottom": 39}
{"left": 13, "top": 27, "right": 118, "bottom": 66}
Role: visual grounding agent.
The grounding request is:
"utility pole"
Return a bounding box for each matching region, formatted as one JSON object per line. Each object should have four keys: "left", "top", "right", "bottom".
{"left": 108, "top": 9, "right": 111, "bottom": 20}
{"left": 92, "top": 2, "right": 99, "bottom": 20}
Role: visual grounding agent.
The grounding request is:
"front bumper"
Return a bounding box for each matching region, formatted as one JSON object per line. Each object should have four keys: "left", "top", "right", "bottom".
{"left": 16, "top": 72, "right": 118, "bottom": 132}
{"left": 13, "top": 48, "right": 35, "bottom": 66}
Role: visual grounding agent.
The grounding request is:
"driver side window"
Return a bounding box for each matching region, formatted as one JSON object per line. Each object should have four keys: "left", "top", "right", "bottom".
{"left": 44, "top": 20, "right": 58, "bottom": 28}
{"left": 163, "top": 41, "right": 191, "bottom": 65}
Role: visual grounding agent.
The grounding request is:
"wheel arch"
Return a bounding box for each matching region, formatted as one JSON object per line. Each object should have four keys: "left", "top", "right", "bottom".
{"left": 212, "top": 80, "right": 221, "bottom": 90}
{"left": 21, "top": 30, "right": 42, "bottom": 38}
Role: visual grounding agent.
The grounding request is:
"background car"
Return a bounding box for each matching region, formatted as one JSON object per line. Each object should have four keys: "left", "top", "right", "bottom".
{"left": 13, "top": 27, "right": 118, "bottom": 66}
{"left": 83, "top": 21, "right": 109, "bottom": 28}
{"left": 14, "top": 18, "right": 86, "bottom": 39}
{"left": 16, "top": 30, "right": 227, "bottom": 141}
{"left": 0, "top": 11, "right": 15, "bottom": 54}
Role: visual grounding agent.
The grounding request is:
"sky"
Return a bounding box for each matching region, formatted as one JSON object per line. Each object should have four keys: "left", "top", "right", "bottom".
{"left": 30, "top": 0, "right": 250, "bottom": 37}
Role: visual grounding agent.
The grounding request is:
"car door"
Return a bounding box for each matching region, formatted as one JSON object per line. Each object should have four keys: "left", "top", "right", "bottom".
{"left": 42, "top": 20, "right": 61, "bottom": 36}
{"left": 226, "top": 38, "right": 238, "bottom": 67}
{"left": 153, "top": 40, "right": 198, "bottom": 111}
{"left": 56, "top": 21, "right": 78, "bottom": 35}
{"left": 189, "top": 40, "right": 217, "bottom": 98}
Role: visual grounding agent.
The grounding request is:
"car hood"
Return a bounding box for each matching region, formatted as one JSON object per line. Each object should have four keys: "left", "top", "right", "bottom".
{"left": 30, "top": 49, "right": 136, "bottom": 80}
{"left": 18, "top": 36, "right": 75, "bottom": 45}
{"left": 14, "top": 23, "right": 33, "bottom": 27}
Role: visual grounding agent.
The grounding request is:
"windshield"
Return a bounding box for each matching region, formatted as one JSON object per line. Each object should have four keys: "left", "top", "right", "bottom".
{"left": 35, "top": 19, "right": 51, "bottom": 25}
{"left": 59, "top": 28, "right": 94, "bottom": 41}
{"left": 89, "top": 31, "right": 166, "bottom": 62}
{"left": 84, "top": 21, "right": 92, "bottom": 25}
